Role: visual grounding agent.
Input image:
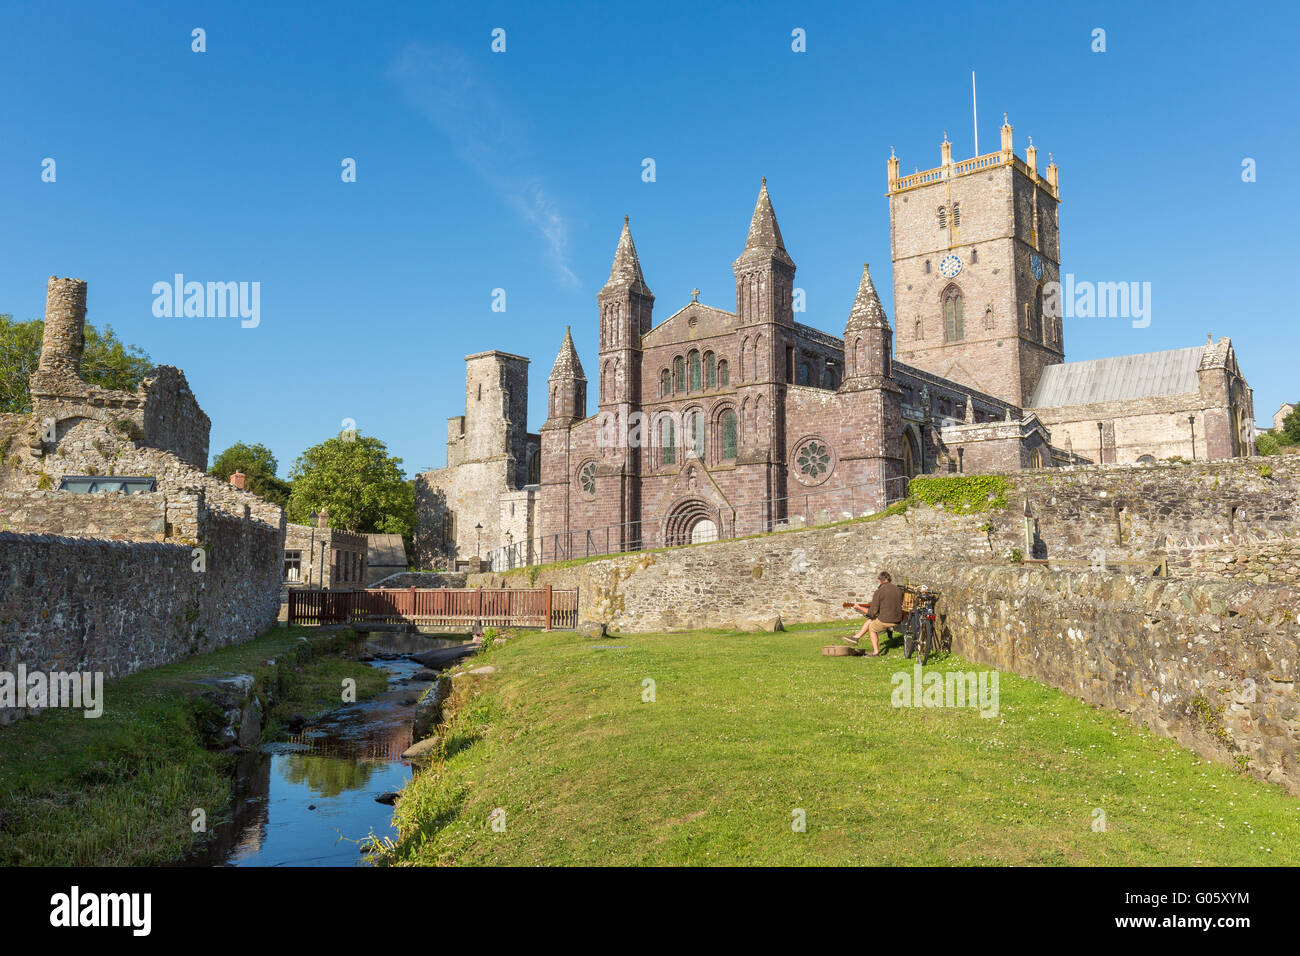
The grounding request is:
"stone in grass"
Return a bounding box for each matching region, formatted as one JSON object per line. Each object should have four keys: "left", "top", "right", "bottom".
{"left": 466, "top": 665, "right": 496, "bottom": 676}
{"left": 734, "top": 614, "right": 784, "bottom": 633}
{"left": 402, "top": 737, "right": 438, "bottom": 760}
{"left": 577, "top": 620, "right": 607, "bottom": 639}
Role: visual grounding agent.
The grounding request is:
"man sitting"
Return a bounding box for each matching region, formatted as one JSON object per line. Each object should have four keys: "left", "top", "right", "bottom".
{"left": 844, "top": 571, "right": 904, "bottom": 657}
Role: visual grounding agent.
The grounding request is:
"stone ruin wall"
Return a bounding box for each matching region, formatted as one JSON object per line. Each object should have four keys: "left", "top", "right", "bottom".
{"left": 0, "top": 277, "right": 284, "bottom": 721}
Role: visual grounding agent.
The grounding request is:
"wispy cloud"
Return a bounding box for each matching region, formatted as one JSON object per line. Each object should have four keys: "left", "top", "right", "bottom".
{"left": 389, "top": 43, "right": 579, "bottom": 287}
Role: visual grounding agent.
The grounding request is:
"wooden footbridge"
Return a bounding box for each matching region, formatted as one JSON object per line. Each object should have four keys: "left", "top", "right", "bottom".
{"left": 286, "top": 585, "right": 578, "bottom": 630}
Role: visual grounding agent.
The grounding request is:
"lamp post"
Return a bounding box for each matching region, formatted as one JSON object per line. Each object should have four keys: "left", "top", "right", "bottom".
{"left": 475, "top": 523, "right": 483, "bottom": 561}
{"left": 1097, "top": 421, "right": 1104, "bottom": 465}
{"left": 1188, "top": 415, "right": 1197, "bottom": 460}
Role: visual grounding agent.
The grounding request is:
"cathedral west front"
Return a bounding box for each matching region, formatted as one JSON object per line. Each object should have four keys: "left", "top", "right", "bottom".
{"left": 415, "top": 116, "right": 1255, "bottom": 570}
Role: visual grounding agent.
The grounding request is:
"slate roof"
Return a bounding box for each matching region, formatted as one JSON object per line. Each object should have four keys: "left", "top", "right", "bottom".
{"left": 365, "top": 533, "right": 407, "bottom": 568}
{"left": 1028, "top": 345, "right": 1205, "bottom": 408}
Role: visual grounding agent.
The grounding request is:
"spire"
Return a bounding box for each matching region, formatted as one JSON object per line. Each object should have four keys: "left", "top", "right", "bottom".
{"left": 601, "top": 217, "right": 651, "bottom": 296}
{"left": 549, "top": 325, "right": 586, "bottom": 381}
{"left": 845, "top": 263, "right": 889, "bottom": 331}
{"left": 737, "top": 178, "right": 794, "bottom": 268}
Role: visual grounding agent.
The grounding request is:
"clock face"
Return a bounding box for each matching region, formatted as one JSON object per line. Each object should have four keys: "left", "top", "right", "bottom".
{"left": 938, "top": 254, "right": 962, "bottom": 279}
{"left": 1031, "top": 253, "right": 1043, "bottom": 280}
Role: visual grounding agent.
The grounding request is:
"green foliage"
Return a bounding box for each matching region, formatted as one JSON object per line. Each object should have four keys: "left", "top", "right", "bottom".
{"left": 210, "top": 441, "right": 291, "bottom": 506}
{"left": 0, "top": 314, "right": 152, "bottom": 413}
{"left": 1006, "top": 547, "right": 1024, "bottom": 563}
{"left": 1282, "top": 406, "right": 1300, "bottom": 444}
{"left": 287, "top": 431, "right": 415, "bottom": 536}
{"left": 908, "top": 475, "right": 1010, "bottom": 512}
{"left": 1257, "top": 462, "right": 1274, "bottom": 479}
{"left": 1256, "top": 432, "right": 1280, "bottom": 456}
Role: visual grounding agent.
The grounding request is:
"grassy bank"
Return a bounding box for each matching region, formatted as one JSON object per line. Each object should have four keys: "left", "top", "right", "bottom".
{"left": 0, "top": 626, "right": 388, "bottom": 866}
{"left": 388, "top": 625, "right": 1300, "bottom": 866}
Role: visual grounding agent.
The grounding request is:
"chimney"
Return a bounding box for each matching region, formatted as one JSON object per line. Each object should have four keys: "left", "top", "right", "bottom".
{"left": 317, "top": 507, "right": 330, "bottom": 529}
{"left": 229, "top": 469, "right": 246, "bottom": 491}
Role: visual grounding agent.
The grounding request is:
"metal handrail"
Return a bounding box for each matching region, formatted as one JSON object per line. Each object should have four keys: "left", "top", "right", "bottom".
{"left": 485, "top": 474, "right": 912, "bottom": 570}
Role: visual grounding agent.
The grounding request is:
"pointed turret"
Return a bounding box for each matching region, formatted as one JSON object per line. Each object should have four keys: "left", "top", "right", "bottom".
{"left": 841, "top": 264, "right": 894, "bottom": 388}
{"left": 601, "top": 216, "right": 652, "bottom": 298}
{"left": 735, "top": 178, "right": 794, "bottom": 270}
{"left": 845, "top": 262, "right": 889, "bottom": 332}
{"left": 546, "top": 326, "right": 587, "bottom": 423}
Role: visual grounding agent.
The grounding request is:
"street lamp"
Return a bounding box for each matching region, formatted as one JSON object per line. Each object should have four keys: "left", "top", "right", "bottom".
{"left": 475, "top": 523, "right": 483, "bottom": 560}
{"left": 1188, "top": 415, "right": 1197, "bottom": 460}
{"left": 1097, "top": 421, "right": 1104, "bottom": 465}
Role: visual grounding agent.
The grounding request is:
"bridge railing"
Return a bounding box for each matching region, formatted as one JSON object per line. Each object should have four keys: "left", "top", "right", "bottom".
{"left": 287, "top": 585, "right": 579, "bottom": 630}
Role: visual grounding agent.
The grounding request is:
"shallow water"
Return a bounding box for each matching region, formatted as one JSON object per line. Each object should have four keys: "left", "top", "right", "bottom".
{"left": 185, "top": 644, "right": 458, "bottom": 867}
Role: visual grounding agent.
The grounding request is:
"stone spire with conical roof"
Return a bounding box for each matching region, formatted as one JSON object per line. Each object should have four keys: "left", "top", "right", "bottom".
{"left": 845, "top": 263, "right": 889, "bottom": 332}
{"left": 601, "top": 216, "right": 652, "bottom": 298}
{"left": 841, "top": 263, "right": 895, "bottom": 389}
{"left": 735, "top": 178, "right": 794, "bottom": 271}
{"left": 546, "top": 325, "right": 587, "bottom": 424}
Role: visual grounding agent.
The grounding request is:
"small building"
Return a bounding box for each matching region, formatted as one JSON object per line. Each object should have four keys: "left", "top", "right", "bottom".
{"left": 283, "top": 509, "right": 368, "bottom": 590}
{"left": 1275, "top": 402, "right": 1296, "bottom": 433}
{"left": 364, "top": 533, "right": 408, "bottom": 586}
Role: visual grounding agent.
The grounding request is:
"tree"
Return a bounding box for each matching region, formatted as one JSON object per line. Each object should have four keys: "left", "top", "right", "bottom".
{"left": 210, "top": 442, "right": 292, "bottom": 506}
{"left": 286, "top": 431, "right": 415, "bottom": 538}
{"left": 1282, "top": 406, "right": 1300, "bottom": 445}
{"left": 0, "top": 313, "right": 152, "bottom": 413}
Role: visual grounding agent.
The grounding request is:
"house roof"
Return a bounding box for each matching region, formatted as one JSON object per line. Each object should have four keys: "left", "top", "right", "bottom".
{"left": 365, "top": 533, "right": 407, "bottom": 567}
{"left": 1028, "top": 345, "right": 1205, "bottom": 408}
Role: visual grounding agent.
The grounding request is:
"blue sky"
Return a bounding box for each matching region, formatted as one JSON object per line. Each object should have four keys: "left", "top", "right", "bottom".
{"left": 1, "top": 0, "right": 1293, "bottom": 477}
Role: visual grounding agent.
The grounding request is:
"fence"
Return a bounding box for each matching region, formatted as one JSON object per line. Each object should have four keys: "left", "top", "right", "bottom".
{"left": 287, "top": 585, "right": 579, "bottom": 630}
{"left": 487, "top": 475, "right": 911, "bottom": 570}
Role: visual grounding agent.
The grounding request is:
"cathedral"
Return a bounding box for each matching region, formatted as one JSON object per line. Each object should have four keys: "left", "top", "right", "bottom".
{"left": 415, "top": 116, "right": 1255, "bottom": 569}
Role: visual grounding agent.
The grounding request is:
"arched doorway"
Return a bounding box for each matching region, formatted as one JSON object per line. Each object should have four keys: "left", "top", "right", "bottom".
{"left": 664, "top": 498, "right": 719, "bottom": 547}
{"left": 691, "top": 519, "right": 718, "bottom": 544}
{"left": 901, "top": 428, "right": 920, "bottom": 478}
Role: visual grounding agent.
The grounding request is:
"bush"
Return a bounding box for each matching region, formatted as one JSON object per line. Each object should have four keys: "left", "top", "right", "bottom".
{"left": 908, "top": 475, "right": 1011, "bottom": 511}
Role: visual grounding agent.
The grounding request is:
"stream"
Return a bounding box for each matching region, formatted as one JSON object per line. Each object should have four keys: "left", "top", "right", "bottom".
{"left": 183, "top": 634, "right": 472, "bottom": 867}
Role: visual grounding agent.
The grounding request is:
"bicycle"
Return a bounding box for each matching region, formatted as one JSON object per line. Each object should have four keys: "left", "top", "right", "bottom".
{"left": 900, "top": 586, "right": 944, "bottom": 665}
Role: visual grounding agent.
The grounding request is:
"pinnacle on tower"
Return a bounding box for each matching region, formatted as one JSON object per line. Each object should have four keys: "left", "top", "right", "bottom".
{"left": 736, "top": 178, "right": 794, "bottom": 269}
{"left": 845, "top": 263, "right": 889, "bottom": 332}
{"left": 601, "top": 217, "right": 651, "bottom": 297}
{"left": 549, "top": 325, "right": 586, "bottom": 382}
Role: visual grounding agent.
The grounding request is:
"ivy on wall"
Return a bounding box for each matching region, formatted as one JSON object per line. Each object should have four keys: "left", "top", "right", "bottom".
{"left": 908, "top": 475, "right": 1010, "bottom": 512}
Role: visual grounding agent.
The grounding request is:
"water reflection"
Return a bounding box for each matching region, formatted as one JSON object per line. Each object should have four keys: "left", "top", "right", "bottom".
{"left": 182, "top": 638, "right": 465, "bottom": 867}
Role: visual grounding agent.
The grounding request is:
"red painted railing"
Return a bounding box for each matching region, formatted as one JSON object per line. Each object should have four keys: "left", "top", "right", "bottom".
{"left": 286, "top": 585, "right": 578, "bottom": 630}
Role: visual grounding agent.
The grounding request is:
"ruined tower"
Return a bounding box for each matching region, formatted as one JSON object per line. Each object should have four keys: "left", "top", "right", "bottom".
{"left": 33, "top": 276, "right": 87, "bottom": 385}
{"left": 887, "top": 117, "right": 1063, "bottom": 406}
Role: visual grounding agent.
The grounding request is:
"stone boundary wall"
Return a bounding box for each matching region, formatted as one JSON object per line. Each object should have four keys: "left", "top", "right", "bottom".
{"left": 470, "top": 510, "right": 1299, "bottom": 793}
{"left": 370, "top": 571, "right": 468, "bottom": 589}
{"left": 0, "top": 490, "right": 167, "bottom": 540}
{"left": 1001, "top": 457, "right": 1299, "bottom": 563}
{"left": 0, "top": 523, "right": 277, "bottom": 724}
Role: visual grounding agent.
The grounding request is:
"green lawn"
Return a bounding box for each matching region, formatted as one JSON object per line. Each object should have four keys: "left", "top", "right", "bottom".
{"left": 388, "top": 625, "right": 1300, "bottom": 866}
{"left": 0, "top": 626, "right": 387, "bottom": 866}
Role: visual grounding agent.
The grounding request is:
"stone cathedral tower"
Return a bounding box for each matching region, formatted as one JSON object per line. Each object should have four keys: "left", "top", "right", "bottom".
{"left": 887, "top": 115, "right": 1063, "bottom": 407}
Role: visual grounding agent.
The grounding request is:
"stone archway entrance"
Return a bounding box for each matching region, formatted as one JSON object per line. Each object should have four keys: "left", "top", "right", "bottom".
{"left": 690, "top": 519, "right": 718, "bottom": 544}
{"left": 664, "top": 497, "right": 719, "bottom": 547}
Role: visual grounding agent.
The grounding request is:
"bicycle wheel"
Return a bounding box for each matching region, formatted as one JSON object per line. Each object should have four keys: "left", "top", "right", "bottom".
{"left": 918, "top": 618, "right": 934, "bottom": 665}
{"left": 903, "top": 625, "right": 916, "bottom": 659}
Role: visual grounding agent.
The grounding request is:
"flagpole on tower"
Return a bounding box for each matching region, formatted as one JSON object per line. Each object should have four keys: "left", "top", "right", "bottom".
{"left": 972, "top": 71, "right": 979, "bottom": 156}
